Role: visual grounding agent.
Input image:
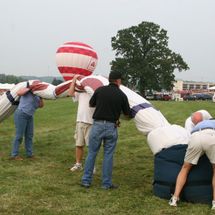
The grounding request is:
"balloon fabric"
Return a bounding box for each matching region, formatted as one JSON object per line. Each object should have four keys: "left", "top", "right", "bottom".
{"left": 0, "top": 75, "right": 184, "bottom": 156}
{"left": 0, "top": 75, "right": 108, "bottom": 122}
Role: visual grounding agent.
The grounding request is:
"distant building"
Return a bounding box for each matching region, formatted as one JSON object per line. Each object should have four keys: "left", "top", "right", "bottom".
{"left": 173, "top": 80, "right": 215, "bottom": 93}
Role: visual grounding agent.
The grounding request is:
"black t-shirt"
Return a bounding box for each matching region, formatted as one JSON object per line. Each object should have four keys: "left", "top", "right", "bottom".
{"left": 89, "top": 83, "right": 131, "bottom": 123}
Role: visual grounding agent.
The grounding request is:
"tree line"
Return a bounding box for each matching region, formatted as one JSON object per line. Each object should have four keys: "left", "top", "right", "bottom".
{"left": 0, "top": 74, "right": 63, "bottom": 86}
{"left": 0, "top": 74, "right": 25, "bottom": 84}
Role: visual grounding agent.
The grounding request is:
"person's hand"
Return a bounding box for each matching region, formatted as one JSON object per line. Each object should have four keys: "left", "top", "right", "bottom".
{"left": 68, "top": 75, "right": 80, "bottom": 96}
{"left": 115, "top": 120, "right": 120, "bottom": 127}
{"left": 38, "top": 97, "right": 44, "bottom": 108}
{"left": 17, "top": 87, "right": 30, "bottom": 96}
{"left": 73, "top": 74, "right": 80, "bottom": 81}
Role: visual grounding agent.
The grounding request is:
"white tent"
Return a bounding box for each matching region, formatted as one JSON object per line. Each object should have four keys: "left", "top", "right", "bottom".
{"left": 209, "top": 86, "right": 215, "bottom": 90}
{"left": 0, "top": 83, "right": 15, "bottom": 90}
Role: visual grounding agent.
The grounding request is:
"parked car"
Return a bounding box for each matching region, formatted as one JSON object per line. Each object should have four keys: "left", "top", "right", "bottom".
{"left": 162, "top": 94, "right": 172, "bottom": 101}
{"left": 192, "top": 93, "right": 212, "bottom": 100}
{"left": 201, "top": 94, "right": 212, "bottom": 100}
{"left": 153, "top": 94, "right": 163, "bottom": 100}
{"left": 192, "top": 94, "right": 204, "bottom": 100}
{"left": 183, "top": 94, "right": 197, "bottom": 101}
{"left": 145, "top": 94, "right": 154, "bottom": 100}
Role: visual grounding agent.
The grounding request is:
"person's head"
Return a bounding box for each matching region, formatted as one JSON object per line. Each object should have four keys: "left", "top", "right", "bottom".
{"left": 191, "top": 111, "right": 203, "bottom": 125}
{"left": 108, "top": 71, "right": 123, "bottom": 86}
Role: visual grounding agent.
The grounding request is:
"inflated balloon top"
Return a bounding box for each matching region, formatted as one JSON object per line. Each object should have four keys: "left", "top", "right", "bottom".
{"left": 56, "top": 42, "right": 98, "bottom": 81}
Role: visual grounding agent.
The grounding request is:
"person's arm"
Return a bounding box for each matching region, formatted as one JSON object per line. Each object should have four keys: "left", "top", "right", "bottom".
{"left": 122, "top": 95, "right": 132, "bottom": 118}
{"left": 68, "top": 75, "right": 79, "bottom": 97}
{"left": 184, "top": 117, "right": 193, "bottom": 133}
{"left": 172, "top": 162, "right": 193, "bottom": 199}
{"left": 89, "top": 91, "right": 97, "bottom": 107}
{"left": 17, "top": 87, "right": 30, "bottom": 96}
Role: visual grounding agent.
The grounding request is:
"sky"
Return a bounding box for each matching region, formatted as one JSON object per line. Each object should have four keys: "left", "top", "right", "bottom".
{"left": 0, "top": 0, "right": 214, "bottom": 82}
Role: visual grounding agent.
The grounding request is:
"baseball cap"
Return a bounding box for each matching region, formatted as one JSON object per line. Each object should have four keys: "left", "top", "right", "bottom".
{"left": 109, "top": 71, "right": 123, "bottom": 80}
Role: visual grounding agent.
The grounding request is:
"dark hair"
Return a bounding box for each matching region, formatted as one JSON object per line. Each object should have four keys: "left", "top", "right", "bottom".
{"left": 108, "top": 71, "right": 123, "bottom": 81}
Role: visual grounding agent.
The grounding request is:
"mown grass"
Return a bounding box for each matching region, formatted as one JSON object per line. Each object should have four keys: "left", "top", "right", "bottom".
{"left": 0, "top": 98, "right": 215, "bottom": 215}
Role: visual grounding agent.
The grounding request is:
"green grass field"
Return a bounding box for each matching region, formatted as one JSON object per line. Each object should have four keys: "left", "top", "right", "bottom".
{"left": 0, "top": 98, "right": 215, "bottom": 215}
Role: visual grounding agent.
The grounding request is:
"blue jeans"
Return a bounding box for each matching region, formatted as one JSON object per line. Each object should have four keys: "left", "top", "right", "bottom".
{"left": 11, "top": 109, "right": 34, "bottom": 157}
{"left": 82, "top": 120, "right": 118, "bottom": 188}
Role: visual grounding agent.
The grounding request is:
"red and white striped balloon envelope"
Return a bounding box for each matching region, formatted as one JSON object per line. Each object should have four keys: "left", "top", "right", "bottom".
{"left": 56, "top": 42, "right": 98, "bottom": 81}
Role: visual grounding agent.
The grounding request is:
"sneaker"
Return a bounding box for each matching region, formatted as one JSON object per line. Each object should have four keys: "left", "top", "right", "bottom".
{"left": 9, "top": 156, "right": 23, "bottom": 161}
{"left": 102, "top": 184, "right": 119, "bottom": 190}
{"left": 169, "top": 196, "right": 179, "bottom": 207}
{"left": 211, "top": 200, "right": 215, "bottom": 210}
{"left": 70, "top": 163, "right": 83, "bottom": 172}
{"left": 81, "top": 183, "right": 90, "bottom": 188}
{"left": 27, "top": 155, "right": 36, "bottom": 160}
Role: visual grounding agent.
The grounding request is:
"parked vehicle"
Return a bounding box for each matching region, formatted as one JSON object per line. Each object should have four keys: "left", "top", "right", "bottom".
{"left": 145, "top": 94, "right": 154, "bottom": 100}
{"left": 162, "top": 94, "right": 172, "bottom": 101}
{"left": 192, "top": 93, "right": 212, "bottom": 100}
{"left": 183, "top": 94, "right": 197, "bottom": 101}
{"left": 183, "top": 93, "right": 212, "bottom": 101}
{"left": 201, "top": 94, "right": 212, "bottom": 100}
{"left": 149, "top": 94, "right": 172, "bottom": 101}
{"left": 153, "top": 94, "right": 163, "bottom": 100}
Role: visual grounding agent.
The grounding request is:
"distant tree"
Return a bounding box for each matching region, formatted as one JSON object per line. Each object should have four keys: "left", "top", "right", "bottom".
{"left": 0, "top": 74, "right": 24, "bottom": 84}
{"left": 111, "top": 21, "right": 189, "bottom": 94}
{"left": 51, "top": 78, "right": 63, "bottom": 86}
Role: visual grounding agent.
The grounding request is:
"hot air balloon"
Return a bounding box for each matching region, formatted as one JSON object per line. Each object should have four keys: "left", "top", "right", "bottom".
{"left": 56, "top": 42, "right": 98, "bottom": 81}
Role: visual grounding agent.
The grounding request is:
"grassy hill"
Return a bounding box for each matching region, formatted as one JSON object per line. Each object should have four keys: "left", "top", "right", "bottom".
{"left": 0, "top": 99, "right": 215, "bottom": 214}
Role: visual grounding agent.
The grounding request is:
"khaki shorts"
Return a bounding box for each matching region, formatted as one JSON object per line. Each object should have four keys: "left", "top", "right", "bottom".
{"left": 74, "top": 122, "right": 92, "bottom": 147}
{"left": 185, "top": 129, "right": 215, "bottom": 164}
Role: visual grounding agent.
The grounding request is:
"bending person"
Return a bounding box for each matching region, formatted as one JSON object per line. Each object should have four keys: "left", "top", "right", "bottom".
{"left": 169, "top": 119, "right": 215, "bottom": 209}
{"left": 10, "top": 87, "right": 44, "bottom": 160}
{"left": 185, "top": 110, "right": 212, "bottom": 133}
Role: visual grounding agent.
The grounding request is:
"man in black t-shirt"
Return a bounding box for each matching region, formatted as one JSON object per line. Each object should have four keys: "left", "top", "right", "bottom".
{"left": 81, "top": 71, "right": 131, "bottom": 189}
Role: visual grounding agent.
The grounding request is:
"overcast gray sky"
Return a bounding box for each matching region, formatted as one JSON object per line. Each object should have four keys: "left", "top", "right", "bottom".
{"left": 0, "top": 0, "right": 214, "bottom": 82}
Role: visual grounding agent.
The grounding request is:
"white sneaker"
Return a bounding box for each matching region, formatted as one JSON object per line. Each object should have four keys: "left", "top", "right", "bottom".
{"left": 211, "top": 200, "right": 215, "bottom": 210}
{"left": 70, "top": 163, "right": 83, "bottom": 172}
{"left": 93, "top": 167, "right": 96, "bottom": 174}
{"left": 169, "top": 196, "right": 179, "bottom": 207}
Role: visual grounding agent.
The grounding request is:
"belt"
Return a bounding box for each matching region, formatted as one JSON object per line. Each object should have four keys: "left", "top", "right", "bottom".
{"left": 191, "top": 127, "right": 215, "bottom": 134}
{"left": 94, "top": 120, "right": 115, "bottom": 124}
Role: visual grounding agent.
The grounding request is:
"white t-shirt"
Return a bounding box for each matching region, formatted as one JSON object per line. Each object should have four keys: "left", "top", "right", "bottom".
{"left": 184, "top": 110, "right": 212, "bottom": 133}
{"left": 73, "top": 92, "right": 94, "bottom": 124}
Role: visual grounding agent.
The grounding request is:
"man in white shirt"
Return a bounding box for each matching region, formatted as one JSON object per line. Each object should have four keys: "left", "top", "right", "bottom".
{"left": 68, "top": 75, "right": 95, "bottom": 172}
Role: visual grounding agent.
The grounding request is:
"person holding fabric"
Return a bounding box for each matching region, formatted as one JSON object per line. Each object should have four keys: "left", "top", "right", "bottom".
{"left": 169, "top": 119, "right": 215, "bottom": 209}
{"left": 10, "top": 87, "right": 44, "bottom": 160}
{"left": 81, "top": 71, "right": 131, "bottom": 189}
{"left": 68, "top": 75, "right": 95, "bottom": 172}
{"left": 185, "top": 110, "right": 212, "bottom": 133}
